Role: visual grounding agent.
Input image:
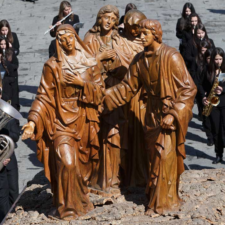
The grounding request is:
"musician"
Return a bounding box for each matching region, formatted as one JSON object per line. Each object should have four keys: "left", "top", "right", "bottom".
{"left": 0, "top": 20, "right": 20, "bottom": 56}
{"left": 49, "top": 1, "right": 80, "bottom": 37}
{"left": 0, "top": 96, "right": 20, "bottom": 222}
{"left": 199, "top": 48, "right": 225, "bottom": 163}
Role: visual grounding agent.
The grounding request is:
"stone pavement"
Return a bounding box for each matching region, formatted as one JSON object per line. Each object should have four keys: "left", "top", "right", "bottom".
{"left": 0, "top": 0, "right": 225, "bottom": 192}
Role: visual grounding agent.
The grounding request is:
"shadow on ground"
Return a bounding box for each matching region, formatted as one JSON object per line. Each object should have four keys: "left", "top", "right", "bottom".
{"left": 207, "top": 9, "right": 225, "bottom": 14}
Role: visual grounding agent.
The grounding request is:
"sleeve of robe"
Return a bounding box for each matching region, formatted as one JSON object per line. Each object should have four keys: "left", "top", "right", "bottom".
{"left": 165, "top": 52, "right": 197, "bottom": 158}
{"left": 104, "top": 55, "right": 142, "bottom": 111}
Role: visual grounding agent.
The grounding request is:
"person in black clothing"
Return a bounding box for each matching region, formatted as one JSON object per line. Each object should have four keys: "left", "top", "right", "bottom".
{"left": 0, "top": 118, "right": 20, "bottom": 223}
{"left": 199, "top": 48, "right": 225, "bottom": 164}
{"left": 49, "top": 1, "right": 80, "bottom": 37}
{"left": 184, "top": 23, "right": 215, "bottom": 84}
{"left": 0, "top": 36, "right": 20, "bottom": 110}
{"left": 118, "top": 3, "right": 137, "bottom": 26}
{"left": 176, "top": 2, "right": 196, "bottom": 55}
{"left": 199, "top": 48, "right": 214, "bottom": 146}
{"left": 181, "top": 13, "right": 202, "bottom": 59}
{"left": 0, "top": 20, "right": 20, "bottom": 56}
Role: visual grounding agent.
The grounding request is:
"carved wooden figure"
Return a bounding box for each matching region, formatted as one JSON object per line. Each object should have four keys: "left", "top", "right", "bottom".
{"left": 104, "top": 19, "right": 197, "bottom": 215}
{"left": 121, "top": 9, "right": 149, "bottom": 187}
{"left": 83, "top": 5, "right": 133, "bottom": 191}
{"left": 22, "top": 24, "right": 104, "bottom": 220}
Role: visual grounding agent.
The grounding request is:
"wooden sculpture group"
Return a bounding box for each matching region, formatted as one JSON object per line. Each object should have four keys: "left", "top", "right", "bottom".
{"left": 21, "top": 5, "right": 197, "bottom": 221}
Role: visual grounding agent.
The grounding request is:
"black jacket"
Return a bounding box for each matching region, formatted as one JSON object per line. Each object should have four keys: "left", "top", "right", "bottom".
{"left": 48, "top": 39, "right": 56, "bottom": 58}
{"left": 12, "top": 32, "right": 20, "bottom": 56}
{"left": 50, "top": 14, "right": 80, "bottom": 37}
{"left": 1, "top": 56, "right": 20, "bottom": 110}
{"left": 184, "top": 38, "right": 215, "bottom": 83}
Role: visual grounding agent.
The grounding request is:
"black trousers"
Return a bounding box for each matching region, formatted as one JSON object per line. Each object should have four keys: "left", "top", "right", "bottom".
{"left": 0, "top": 165, "right": 18, "bottom": 222}
{"left": 203, "top": 115, "right": 213, "bottom": 141}
{"left": 210, "top": 106, "right": 225, "bottom": 157}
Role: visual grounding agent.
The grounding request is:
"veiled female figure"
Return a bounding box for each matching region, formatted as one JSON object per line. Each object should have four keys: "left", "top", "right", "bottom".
{"left": 121, "top": 9, "right": 149, "bottom": 187}
{"left": 22, "top": 24, "right": 104, "bottom": 220}
{"left": 83, "top": 5, "right": 133, "bottom": 191}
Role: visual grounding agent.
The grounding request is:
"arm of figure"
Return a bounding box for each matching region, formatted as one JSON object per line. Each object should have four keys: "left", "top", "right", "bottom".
{"left": 166, "top": 53, "right": 197, "bottom": 132}
{"left": 22, "top": 65, "right": 55, "bottom": 140}
{"left": 3, "top": 158, "right": 10, "bottom": 166}
{"left": 104, "top": 57, "right": 142, "bottom": 111}
{"left": 64, "top": 66, "right": 105, "bottom": 105}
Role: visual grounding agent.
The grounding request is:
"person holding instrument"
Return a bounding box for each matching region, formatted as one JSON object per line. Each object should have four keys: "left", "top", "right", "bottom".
{"left": 49, "top": 1, "right": 80, "bottom": 37}
{"left": 22, "top": 24, "right": 104, "bottom": 220}
{"left": 199, "top": 48, "right": 225, "bottom": 164}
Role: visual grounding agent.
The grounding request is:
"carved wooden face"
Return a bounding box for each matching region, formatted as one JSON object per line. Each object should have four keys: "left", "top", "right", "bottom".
{"left": 101, "top": 12, "right": 117, "bottom": 31}
{"left": 140, "top": 28, "right": 154, "bottom": 47}
{"left": 59, "top": 32, "right": 75, "bottom": 54}
{"left": 126, "top": 24, "right": 140, "bottom": 37}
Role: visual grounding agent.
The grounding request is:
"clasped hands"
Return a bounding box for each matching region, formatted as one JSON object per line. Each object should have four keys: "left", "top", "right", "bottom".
{"left": 98, "top": 45, "right": 116, "bottom": 61}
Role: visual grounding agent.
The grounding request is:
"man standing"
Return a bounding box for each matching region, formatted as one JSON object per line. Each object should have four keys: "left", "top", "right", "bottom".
{"left": 104, "top": 19, "right": 197, "bottom": 215}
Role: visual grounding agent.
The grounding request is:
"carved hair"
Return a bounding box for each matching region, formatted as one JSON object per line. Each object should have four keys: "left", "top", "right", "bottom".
{"left": 139, "top": 19, "right": 163, "bottom": 44}
{"left": 0, "top": 20, "right": 13, "bottom": 44}
{"left": 90, "top": 5, "right": 119, "bottom": 33}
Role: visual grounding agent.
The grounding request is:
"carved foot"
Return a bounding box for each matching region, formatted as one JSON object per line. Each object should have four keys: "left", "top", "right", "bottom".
{"left": 145, "top": 208, "right": 156, "bottom": 216}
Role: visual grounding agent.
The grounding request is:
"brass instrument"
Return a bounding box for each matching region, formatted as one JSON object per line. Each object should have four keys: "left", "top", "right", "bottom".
{"left": 202, "top": 73, "right": 220, "bottom": 117}
{"left": 0, "top": 99, "right": 22, "bottom": 170}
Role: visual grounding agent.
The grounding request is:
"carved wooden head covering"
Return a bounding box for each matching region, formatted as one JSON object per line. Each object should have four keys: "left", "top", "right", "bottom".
{"left": 55, "top": 24, "right": 97, "bottom": 73}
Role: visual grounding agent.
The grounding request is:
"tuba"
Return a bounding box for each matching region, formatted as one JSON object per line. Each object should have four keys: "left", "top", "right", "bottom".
{"left": 202, "top": 73, "right": 220, "bottom": 117}
{"left": 0, "top": 99, "right": 22, "bottom": 170}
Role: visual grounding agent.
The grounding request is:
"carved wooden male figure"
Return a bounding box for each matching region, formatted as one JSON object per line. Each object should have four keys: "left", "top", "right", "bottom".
{"left": 104, "top": 19, "right": 197, "bottom": 214}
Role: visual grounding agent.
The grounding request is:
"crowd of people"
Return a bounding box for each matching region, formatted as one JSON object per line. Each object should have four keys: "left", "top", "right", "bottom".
{"left": 176, "top": 2, "right": 225, "bottom": 164}
{"left": 0, "top": 0, "right": 225, "bottom": 222}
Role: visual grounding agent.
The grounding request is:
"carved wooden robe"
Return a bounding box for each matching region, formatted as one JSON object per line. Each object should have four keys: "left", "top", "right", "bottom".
{"left": 84, "top": 30, "right": 133, "bottom": 190}
{"left": 27, "top": 25, "right": 104, "bottom": 219}
{"left": 104, "top": 44, "right": 197, "bottom": 213}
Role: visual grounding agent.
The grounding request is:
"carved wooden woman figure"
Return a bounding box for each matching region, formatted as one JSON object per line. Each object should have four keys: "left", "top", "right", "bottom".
{"left": 22, "top": 24, "right": 104, "bottom": 220}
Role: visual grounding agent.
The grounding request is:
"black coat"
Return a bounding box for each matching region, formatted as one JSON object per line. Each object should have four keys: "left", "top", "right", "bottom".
{"left": 1, "top": 57, "right": 20, "bottom": 110}
{"left": 183, "top": 38, "right": 215, "bottom": 83}
{"left": 48, "top": 39, "right": 56, "bottom": 58}
{"left": 50, "top": 14, "right": 80, "bottom": 37}
{"left": 12, "top": 32, "right": 20, "bottom": 56}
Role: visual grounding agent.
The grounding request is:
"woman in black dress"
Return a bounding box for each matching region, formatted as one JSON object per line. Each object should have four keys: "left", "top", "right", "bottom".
{"left": 176, "top": 3, "right": 196, "bottom": 55}
{"left": 0, "top": 20, "right": 20, "bottom": 57}
{"left": 49, "top": 1, "right": 80, "bottom": 37}
{"left": 0, "top": 36, "right": 19, "bottom": 110}
{"left": 199, "top": 48, "right": 225, "bottom": 164}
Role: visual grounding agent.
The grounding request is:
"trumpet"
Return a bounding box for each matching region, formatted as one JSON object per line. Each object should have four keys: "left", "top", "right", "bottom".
{"left": 44, "top": 11, "right": 73, "bottom": 35}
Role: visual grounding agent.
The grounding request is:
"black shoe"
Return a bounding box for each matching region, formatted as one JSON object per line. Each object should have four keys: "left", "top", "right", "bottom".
{"left": 207, "top": 139, "right": 214, "bottom": 146}
{"left": 212, "top": 156, "right": 223, "bottom": 164}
